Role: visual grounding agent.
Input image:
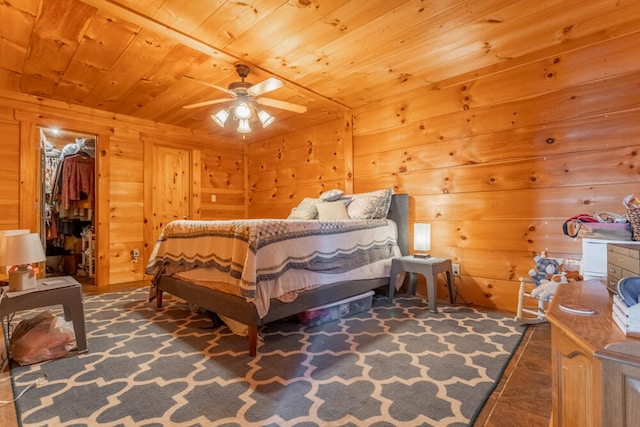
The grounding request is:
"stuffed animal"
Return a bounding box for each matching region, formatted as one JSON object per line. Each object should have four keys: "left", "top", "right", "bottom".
{"left": 564, "top": 270, "right": 583, "bottom": 282}
{"left": 529, "top": 267, "right": 583, "bottom": 302}
{"left": 529, "top": 255, "right": 561, "bottom": 285}
{"left": 530, "top": 278, "right": 560, "bottom": 301}
{"left": 549, "top": 272, "right": 569, "bottom": 283}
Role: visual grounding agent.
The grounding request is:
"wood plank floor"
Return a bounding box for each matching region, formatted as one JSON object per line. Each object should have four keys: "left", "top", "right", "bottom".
{"left": 473, "top": 322, "right": 552, "bottom": 426}
{"left": 1, "top": 282, "right": 552, "bottom": 426}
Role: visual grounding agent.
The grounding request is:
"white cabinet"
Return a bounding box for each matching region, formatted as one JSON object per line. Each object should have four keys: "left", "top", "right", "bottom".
{"left": 582, "top": 238, "right": 640, "bottom": 280}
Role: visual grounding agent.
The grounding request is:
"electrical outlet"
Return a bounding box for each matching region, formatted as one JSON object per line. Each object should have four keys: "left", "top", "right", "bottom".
{"left": 211, "top": 194, "right": 217, "bottom": 202}
{"left": 452, "top": 263, "right": 461, "bottom": 277}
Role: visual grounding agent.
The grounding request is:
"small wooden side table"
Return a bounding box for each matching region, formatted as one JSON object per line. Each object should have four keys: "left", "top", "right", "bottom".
{"left": 389, "top": 256, "right": 455, "bottom": 313}
{"left": 0, "top": 276, "right": 87, "bottom": 353}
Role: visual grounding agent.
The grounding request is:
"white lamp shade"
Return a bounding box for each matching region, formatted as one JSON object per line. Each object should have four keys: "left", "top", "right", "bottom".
{"left": 414, "top": 223, "right": 431, "bottom": 252}
{"left": 258, "top": 110, "right": 275, "bottom": 128}
{"left": 237, "top": 119, "right": 252, "bottom": 134}
{"left": 0, "top": 229, "right": 30, "bottom": 270}
{"left": 0, "top": 233, "right": 46, "bottom": 266}
{"left": 211, "top": 109, "right": 229, "bottom": 127}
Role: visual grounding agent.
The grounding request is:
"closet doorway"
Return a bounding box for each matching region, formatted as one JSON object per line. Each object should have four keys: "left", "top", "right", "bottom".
{"left": 40, "top": 127, "right": 97, "bottom": 286}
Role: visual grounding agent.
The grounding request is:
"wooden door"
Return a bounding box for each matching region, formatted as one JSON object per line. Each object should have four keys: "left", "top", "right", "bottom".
{"left": 151, "top": 145, "right": 191, "bottom": 245}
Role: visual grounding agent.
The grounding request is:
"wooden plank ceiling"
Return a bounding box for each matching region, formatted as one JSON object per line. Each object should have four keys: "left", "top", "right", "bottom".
{"left": 0, "top": 0, "right": 633, "bottom": 140}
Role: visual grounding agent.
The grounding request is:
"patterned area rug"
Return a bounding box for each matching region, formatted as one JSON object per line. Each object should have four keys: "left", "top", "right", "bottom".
{"left": 10, "top": 287, "right": 526, "bottom": 426}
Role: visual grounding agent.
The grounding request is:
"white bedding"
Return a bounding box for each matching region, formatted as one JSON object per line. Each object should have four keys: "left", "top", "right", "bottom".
{"left": 146, "top": 218, "right": 400, "bottom": 318}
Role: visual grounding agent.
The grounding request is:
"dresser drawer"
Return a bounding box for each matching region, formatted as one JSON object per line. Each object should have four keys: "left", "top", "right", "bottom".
{"left": 608, "top": 265, "right": 621, "bottom": 280}
{"left": 608, "top": 246, "right": 640, "bottom": 272}
{"left": 608, "top": 245, "right": 640, "bottom": 274}
{"left": 607, "top": 243, "right": 640, "bottom": 294}
{"left": 607, "top": 275, "right": 618, "bottom": 294}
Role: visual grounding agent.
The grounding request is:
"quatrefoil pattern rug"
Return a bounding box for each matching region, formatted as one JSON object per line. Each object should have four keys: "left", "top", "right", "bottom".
{"left": 11, "top": 287, "right": 525, "bottom": 426}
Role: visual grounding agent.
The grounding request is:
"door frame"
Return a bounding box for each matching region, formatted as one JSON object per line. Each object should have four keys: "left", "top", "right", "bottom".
{"left": 20, "top": 120, "right": 110, "bottom": 287}
{"left": 143, "top": 138, "right": 201, "bottom": 272}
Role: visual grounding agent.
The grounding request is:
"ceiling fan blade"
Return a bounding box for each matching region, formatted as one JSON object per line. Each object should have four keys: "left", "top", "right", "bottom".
{"left": 248, "top": 77, "right": 284, "bottom": 97}
{"left": 254, "top": 97, "right": 307, "bottom": 113}
{"left": 182, "top": 75, "right": 235, "bottom": 96}
{"left": 182, "top": 98, "right": 235, "bottom": 110}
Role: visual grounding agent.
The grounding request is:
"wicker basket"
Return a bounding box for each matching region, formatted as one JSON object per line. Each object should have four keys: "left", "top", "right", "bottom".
{"left": 626, "top": 205, "right": 640, "bottom": 241}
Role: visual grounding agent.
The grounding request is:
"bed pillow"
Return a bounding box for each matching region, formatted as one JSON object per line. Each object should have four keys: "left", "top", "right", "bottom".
{"left": 319, "top": 189, "right": 344, "bottom": 202}
{"left": 347, "top": 189, "right": 394, "bottom": 219}
{"left": 287, "top": 197, "right": 318, "bottom": 220}
{"left": 316, "top": 201, "right": 350, "bottom": 220}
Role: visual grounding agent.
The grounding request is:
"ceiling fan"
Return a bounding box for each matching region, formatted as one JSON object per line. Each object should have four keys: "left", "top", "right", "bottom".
{"left": 182, "top": 64, "right": 307, "bottom": 133}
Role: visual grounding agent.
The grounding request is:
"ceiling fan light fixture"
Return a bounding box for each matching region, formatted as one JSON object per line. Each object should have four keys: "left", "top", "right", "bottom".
{"left": 184, "top": 65, "right": 305, "bottom": 137}
{"left": 237, "top": 119, "right": 252, "bottom": 134}
{"left": 211, "top": 109, "right": 229, "bottom": 127}
{"left": 257, "top": 110, "right": 275, "bottom": 128}
{"left": 234, "top": 102, "right": 252, "bottom": 120}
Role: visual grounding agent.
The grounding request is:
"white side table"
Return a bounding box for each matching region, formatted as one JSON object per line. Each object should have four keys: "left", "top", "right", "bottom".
{"left": 389, "top": 256, "right": 455, "bottom": 313}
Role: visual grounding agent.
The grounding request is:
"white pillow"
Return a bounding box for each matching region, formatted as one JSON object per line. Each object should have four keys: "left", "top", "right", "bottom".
{"left": 347, "top": 189, "right": 394, "bottom": 219}
{"left": 319, "top": 189, "right": 344, "bottom": 202}
{"left": 287, "top": 197, "right": 318, "bottom": 220}
{"left": 316, "top": 201, "right": 350, "bottom": 220}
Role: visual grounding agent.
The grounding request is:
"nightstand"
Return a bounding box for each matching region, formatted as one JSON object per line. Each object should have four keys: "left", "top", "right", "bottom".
{"left": 0, "top": 276, "right": 87, "bottom": 353}
{"left": 389, "top": 256, "right": 455, "bottom": 313}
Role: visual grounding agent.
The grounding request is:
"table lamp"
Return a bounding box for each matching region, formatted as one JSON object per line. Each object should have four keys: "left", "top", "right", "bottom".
{"left": 0, "top": 232, "right": 46, "bottom": 292}
{"left": 414, "top": 223, "right": 431, "bottom": 258}
{"left": 0, "top": 229, "right": 30, "bottom": 278}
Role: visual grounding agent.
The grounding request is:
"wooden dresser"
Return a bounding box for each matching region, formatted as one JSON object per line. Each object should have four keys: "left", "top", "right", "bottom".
{"left": 607, "top": 243, "right": 640, "bottom": 294}
{"left": 546, "top": 280, "right": 640, "bottom": 427}
{"left": 582, "top": 238, "right": 640, "bottom": 282}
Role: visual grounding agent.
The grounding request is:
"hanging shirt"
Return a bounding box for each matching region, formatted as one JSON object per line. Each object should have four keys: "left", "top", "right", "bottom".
{"left": 61, "top": 154, "right": 95, "bottom": 209}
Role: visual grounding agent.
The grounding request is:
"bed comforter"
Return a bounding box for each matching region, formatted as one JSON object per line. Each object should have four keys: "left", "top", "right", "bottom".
{"left": 145, "top": 218, "right": 400, "bottom": 318}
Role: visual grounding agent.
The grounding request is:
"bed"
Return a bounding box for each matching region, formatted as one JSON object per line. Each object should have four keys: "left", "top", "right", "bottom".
{"left": 146, "top": 192, "right": 409, "bottom": 356}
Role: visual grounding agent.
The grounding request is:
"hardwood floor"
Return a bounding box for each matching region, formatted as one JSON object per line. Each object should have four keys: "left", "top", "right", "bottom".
{"left": 1, "top": 282, "right": 552, "bottom": 426}
{"left": 474, "top": 322, "right": 552, "bottom": 426}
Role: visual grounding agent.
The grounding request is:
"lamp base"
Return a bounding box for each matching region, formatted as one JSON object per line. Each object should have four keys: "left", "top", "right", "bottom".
{"left": 8, "top": 268, "right": 36, "bottom": 292}
{"left": 413, "top": 253, "right": 431, "bottom": 259}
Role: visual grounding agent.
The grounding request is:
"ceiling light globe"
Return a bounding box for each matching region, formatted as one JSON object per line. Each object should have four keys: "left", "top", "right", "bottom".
{"left": 237, "top": 119, "right": 251, "bottom": 134}
{"left": 234, "top": 103, "right": 252, "bottom": 120}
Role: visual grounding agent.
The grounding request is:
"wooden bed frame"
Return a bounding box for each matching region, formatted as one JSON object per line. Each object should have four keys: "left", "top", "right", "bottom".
{"left": 155, "top": 193, "right": 409, "bottom": 356}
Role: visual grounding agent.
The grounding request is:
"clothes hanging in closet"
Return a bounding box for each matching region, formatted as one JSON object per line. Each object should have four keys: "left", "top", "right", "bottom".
{"left": 60, "top": 153, "right": 94, "bottom": 209}
{"left": 48, "top": 138, "right": 96, "bottom": 211}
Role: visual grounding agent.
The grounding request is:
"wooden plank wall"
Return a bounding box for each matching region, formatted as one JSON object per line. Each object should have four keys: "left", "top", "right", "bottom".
{"left": 350, "top": 26, "right": 640, "bottom": 311}
{"left": 0, "top": 107, "right": 20, "bottom": 230}
{"left": 0, "top": 90, "right": 245, "bottom": 286}
{"left": 246, "top": 115, "right": 352, "bottom": 219}
{"left": 198, "top": 141, "right": 247, "bottom": 220}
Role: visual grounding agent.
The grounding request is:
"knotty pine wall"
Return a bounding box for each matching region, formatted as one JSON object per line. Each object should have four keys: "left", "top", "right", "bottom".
{"left": 350, "top": 28, "right": 640, "bottom": 310}
{"left": 246, "top": 115, "right": 353, "bottom": 219}
{"left": 0, "top": 90, "right": 245, "bottom": 286}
